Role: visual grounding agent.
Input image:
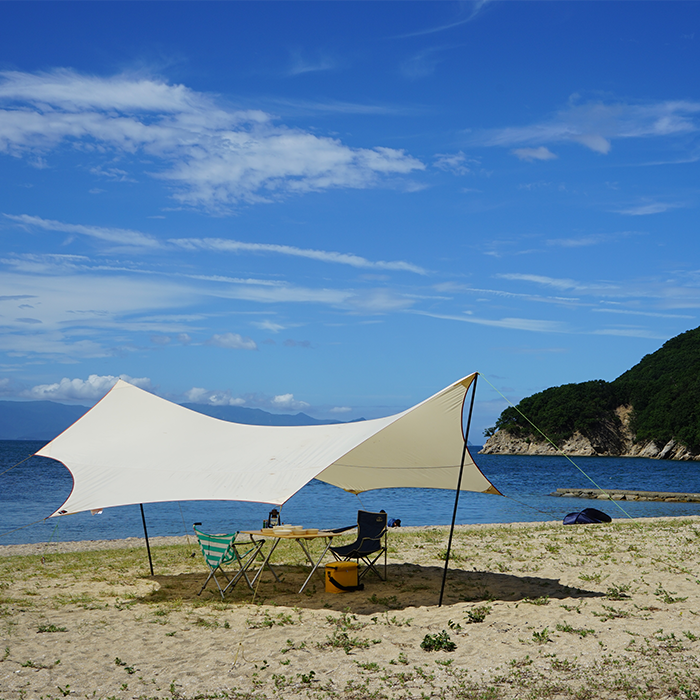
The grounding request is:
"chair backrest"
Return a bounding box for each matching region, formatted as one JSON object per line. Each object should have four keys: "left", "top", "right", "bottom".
{"left": 193, "top": 526, "right": 237, "bottom": 570}
{"left": 357, "top": 510, "right": 387, "bottom": 540}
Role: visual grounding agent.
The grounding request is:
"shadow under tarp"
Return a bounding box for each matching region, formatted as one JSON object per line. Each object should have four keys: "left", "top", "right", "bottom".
{"left": 141, "top": 562, "right": 603, "bottom": 613}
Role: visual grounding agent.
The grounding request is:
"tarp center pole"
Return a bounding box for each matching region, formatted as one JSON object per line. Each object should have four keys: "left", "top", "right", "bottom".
{"left": 438, "top": 374, "right": 478, "bottom": 607}
{"left": 140, "top": 504, "right": 154, "bottom": 576}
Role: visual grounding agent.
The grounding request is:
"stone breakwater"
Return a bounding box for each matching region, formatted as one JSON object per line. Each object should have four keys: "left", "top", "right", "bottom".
{"left": 551, "top": 488, "right": 700, "bottom": 503}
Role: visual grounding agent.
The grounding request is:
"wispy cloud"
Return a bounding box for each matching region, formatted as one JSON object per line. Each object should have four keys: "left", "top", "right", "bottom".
{"left": 434, "top": 281, "right": 582, "bottom": 306}
{"left": 490, "top": 271, "right": 700, "bottom": 311}
{"left": 204, "top": 332, "right": 258, "bottom": 351}
{"left": 287, "top": 50, "right": 336, "bottom": 76}
{"left": 400, "top": 47, "right": 449, "bottom": 79}
{"left": 474, "top": 98, "right": 700, "bottom": 155}
{"left": 414, "top": 310, "right": 569, "bottom": 333}
{"left": 496, "top": 273, "right": 618, "bottom": 294}
{"left": 434, "top": 151, "right": 480, "bottom": 175}
{"left": 6, "top": 214, "right": 427, "bottom": 274}
{"left": 546, "top": 234, "right": 609, "bottom": 248}
{"left": 395, "top": 1, "right": 492, "bottom": 39}
{"left": 0, "top": 69, "right": 425, "bottom": 210}
{"left": 252, "top": 320, "right": 286, "bottom": 333}
{"left": 615, "top": 201, "right": 683, "bottom": 216}
{"left": 4, "top": 213, "right": 160, "bottom": 248}
{"left": 170, "top": 237, "right": 427, "bottom": 274}
{"left": 591, "top": 327, "right": 670, "bottom": 339}
{"left": 260, "top": 97, "right": 424, "bottom": 118}
{"left": 344, "top": 288, "right": 415, "bottom": 313}
{"left": 512, "top": 147, "right": 557, "bottom": 162}
{"left": 593, "top": 308, "right": 694, "bottom": 319}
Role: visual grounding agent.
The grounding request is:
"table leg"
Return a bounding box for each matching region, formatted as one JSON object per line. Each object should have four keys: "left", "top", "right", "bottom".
{"left": 298, "top": 536, "right": 334, "bottom": 594}
{"left": 249, "top": 536, "right": 281, "bottom": 585}
{"left": 296, "top": 538, "right": 315, "bottom": 566}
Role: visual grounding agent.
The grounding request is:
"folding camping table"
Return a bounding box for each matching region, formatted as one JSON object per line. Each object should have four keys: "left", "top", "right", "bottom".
{"left": 241, "top": 529, "right": 350, "bottom": 593}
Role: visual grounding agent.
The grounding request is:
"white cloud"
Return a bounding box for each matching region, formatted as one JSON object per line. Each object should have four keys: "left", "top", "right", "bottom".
{"left": 0, "top": 69, "right": 425, "bottom": 210}
{"left": 395, "top": 0, "right": 492, "bottom": 38}
{"left": 252, "top": 320, "right": 286, "bottom": 333}
{"left": 512, "top": 147, "right": 558, "bottom": 162}
{"left": 205, "top": 332, "right": 258, "bottom": 350}
{"left": 272, "top": 393, "right": 310, "bottom": 411}
{"left": 184, "top": 387, "right": 245, "bottom": 406}
{"left": 593, "top": 308, "right": 694, "bottom": 319}
{"left": 496, "top": 273, "right": 617, "bottom": 294}
{"left": 89, "top": 165, "right": 137, "bottom": 183}
{"left": 615, "top": 202, "right": 681, "bottom": 216}
{"left": 0, "top": 68, "right": 208, "bottom": 112}
{"left": 170, "top": 237, "right": 426, "bottom": 274}
{"left": 184, "top": 386, "right": 313, "bottom": 412}
{"left": 435, "top": 281, "right": 581, "bottom": 305}
{"left": 0, "top": 377, "right": 19, "bottom": 396}
{"left": 434, "top": 151, "right": 480, "bottom": 175}
{"left": 546, "top": 234, "right": 607, "bottom": 247}
{"left": 0, "top": 269, "right": 198, "bottom": 335}
{"left": 591, "top": 327, "right": 669, "bottom": 339}
{"left": 330, "top": 406, "right": 352, "bottom": 414}
{"left": 4, "top": 214, "right": 160, "bottom": 248}
{"left": 288, "top": 51, "right": 336, "bottom": 76}
{"left": 476, "top": 98, "right": 700, "bottom": 154}
{"left": 6, "top": 213, "right": 427, "bottom": 273}
{"left": 344, "top": 289, "right": 415, "bottom": 313}
{"left": 414, "top": 310, "right": 568, "bottom": 333}
{"left": 184, "top": 387, "right": 208, "bottom": 403}
{"left": 571, "top": 133, "right": 611, "bottom": 154}
{"left": 400, "top": 48, "right": 447, "bottom": 79}
{"left": 211, "top": 280, "right": 353, "bottom": 306}
{"left": 25, "top": 374, "right": 152, "bottom": 402}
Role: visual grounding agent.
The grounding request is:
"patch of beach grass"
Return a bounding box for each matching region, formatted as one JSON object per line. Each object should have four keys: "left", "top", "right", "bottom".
{"left": 3, "top": 519, "right": 700, "bottom": 699}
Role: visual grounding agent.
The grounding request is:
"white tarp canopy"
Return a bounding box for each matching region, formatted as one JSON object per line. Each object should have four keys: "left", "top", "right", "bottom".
{"left": 37, "top": 373, "right": 499, "bottom": 518}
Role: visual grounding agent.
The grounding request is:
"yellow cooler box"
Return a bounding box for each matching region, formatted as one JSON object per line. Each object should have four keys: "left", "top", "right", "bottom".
{"left": 325, "top": 561, "right": 359, "bottom": 593}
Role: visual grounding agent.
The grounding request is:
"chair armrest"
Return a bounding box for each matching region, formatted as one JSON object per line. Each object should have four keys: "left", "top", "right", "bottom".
{"left": 327, "top": 524, "right": 357, "bottom": 534}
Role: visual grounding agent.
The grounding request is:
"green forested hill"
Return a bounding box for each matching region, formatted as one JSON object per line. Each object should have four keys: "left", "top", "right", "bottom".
{"left": 494, "top": 326, "right": 700, "bottom": 451}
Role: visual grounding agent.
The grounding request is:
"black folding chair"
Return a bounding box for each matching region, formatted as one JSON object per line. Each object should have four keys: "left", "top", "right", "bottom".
{"left": 330, "top": 510, "right": 388, "bottom": 581}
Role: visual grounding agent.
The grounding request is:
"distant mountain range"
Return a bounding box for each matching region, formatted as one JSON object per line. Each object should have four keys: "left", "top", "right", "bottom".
{"left": 0, "top": 399, "right": 345, "bottom": 441}
{"left": 179, "top": 404, "right": 343, "bottom": 427}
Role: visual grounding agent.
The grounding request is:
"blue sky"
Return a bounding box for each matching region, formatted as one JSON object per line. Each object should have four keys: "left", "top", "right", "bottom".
{"left": 0, "top": 1, "right": 698, "bottom": 436}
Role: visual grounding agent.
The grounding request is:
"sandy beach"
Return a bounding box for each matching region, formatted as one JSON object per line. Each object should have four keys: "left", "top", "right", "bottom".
{"left": 2, "top": 517, "right": 700, "bottom": 699}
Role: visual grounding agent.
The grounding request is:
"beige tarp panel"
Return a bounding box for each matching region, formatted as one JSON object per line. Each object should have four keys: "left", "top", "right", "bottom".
{"left": 36, "top": 373, "right": 498, "bottom": 517}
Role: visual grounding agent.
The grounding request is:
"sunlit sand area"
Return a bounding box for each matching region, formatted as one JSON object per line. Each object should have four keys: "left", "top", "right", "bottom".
{"left": 2, "top": 517, "right": 700, "bottom": 699}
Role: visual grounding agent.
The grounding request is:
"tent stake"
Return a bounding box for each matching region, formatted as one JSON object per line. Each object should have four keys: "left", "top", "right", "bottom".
{"left": 140, "top": 503, "right": 154, "bottom": 576}
{"left": 438, "top": 374, "right": 478, "bottom": 607}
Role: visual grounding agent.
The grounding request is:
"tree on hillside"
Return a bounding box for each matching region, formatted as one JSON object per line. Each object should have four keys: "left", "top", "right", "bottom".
{"left": 492, "top": 326, "right": 700, "bottom": 452}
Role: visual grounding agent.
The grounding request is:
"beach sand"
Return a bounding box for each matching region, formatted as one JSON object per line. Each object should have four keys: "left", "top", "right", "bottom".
{"left": 2, "top": 517, "right": 700, "bottom": 699}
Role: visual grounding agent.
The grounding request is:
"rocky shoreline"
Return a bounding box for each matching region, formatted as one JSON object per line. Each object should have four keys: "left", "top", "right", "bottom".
{"left": 480, "top": 405, "right": 700, "bottom": 460}
{"left": 479, "top": 430, "right": 700, "bottom": 460}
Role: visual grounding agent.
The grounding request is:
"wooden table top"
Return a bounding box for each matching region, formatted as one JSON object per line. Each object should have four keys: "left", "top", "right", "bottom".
{"left": 241, "top": 529, "right": 340, "bottom": 539}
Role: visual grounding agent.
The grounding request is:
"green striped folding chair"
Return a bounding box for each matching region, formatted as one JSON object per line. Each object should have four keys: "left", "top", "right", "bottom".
{"left": 193, "top": 523, "right": 264, "bottom": 599}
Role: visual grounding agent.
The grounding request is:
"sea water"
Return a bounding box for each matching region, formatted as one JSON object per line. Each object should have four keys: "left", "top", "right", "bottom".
{"left": 1, "top": 439, "right": 700, "bottom": 545}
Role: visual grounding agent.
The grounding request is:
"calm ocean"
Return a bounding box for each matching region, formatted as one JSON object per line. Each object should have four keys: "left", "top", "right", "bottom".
{"left": 2, "top": 439, "right": 700, "bottom": 545}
